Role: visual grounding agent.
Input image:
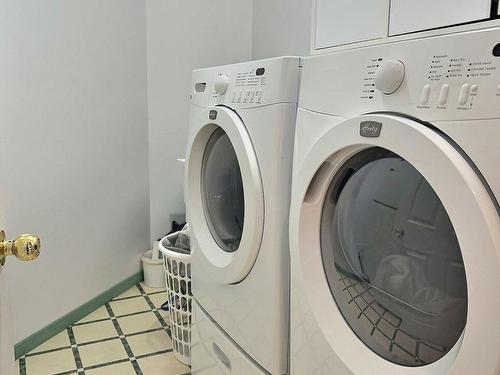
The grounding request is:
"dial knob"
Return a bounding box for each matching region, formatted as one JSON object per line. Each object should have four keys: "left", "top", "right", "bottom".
{"left": 374, "top": 60, "right": 405, "bottom": 95}
{"left": 214, "top": 74, "right": 229, "bottom": 95}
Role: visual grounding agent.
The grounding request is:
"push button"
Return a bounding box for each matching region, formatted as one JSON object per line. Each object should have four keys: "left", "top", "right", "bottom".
{"left": 419, "top": 85, "right": 431, "bottom": 105}
{"left": 470, "top": 84, "right": 478, "bottom": 93}
{"left": 254, "top": 89, "right": 262, "bottom": 103}
{"left": 458, "top": 84, "right": 470, "bottom": 106}
{"left": 438, "top": 84, "right": 449, "bottom": 105}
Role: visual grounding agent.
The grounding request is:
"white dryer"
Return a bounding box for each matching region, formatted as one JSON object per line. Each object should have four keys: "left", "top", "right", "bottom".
{"left": 290, "top": 28, "right": 500, "bottom": 374}
{"left": 186, "top": 57, "right": 300, "bottom": 374}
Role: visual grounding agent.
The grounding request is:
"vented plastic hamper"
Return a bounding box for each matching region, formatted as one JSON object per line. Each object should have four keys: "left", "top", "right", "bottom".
{"left": 159, "top": 233, "right": 192, "bottom": 366}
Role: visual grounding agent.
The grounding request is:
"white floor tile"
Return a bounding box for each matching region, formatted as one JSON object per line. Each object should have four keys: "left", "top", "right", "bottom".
{"left": 140, "top": 282, "right": 166, "bottom": 295}
{"left": 25, "top": 348, "right": 76, "bottom": 375}
{"left": 109, "top": 296, "right": 150, "bottom": 316}
{"left": 85, "top": 361, "right": 136, "bottom": 374}
{"left": 127, "top": 330, "right": 172, "bottom": 357}
{"left": 72, "top": 320, "right": 117, "bottom": 344}
{"left": 117, "top": 311, "right": 162, "bottom": 335}
{"left": 78, "top": 306, "right": 110, "bottom": 324}
{"left": 113, "top": 286, "right": 142, "bottom": 300}
{"left": 29, "top": 330, "right": 70, "bottom": 354}
{"left": 78, "top": 338, "right": 128, "bottom": 368}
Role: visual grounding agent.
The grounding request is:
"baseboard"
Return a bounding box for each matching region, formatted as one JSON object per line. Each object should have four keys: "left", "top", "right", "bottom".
{"left": 14, "top": 271, "right": 143, "bottom": 359}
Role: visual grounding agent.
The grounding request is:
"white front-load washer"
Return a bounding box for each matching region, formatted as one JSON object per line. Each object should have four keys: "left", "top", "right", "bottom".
{"left": 290, "top": 28, "right": 500, "bottom": 374}
{"left": 186, "top": 57, "right": 301, "bottom": 374}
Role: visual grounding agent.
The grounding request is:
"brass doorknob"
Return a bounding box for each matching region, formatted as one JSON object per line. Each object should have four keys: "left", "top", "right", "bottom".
{"left": 0, "top": 230, "right": 41, "bottom": 266}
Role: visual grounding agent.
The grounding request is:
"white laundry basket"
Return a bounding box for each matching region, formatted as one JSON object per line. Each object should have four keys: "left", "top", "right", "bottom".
{"left": 159, "top": 233, "right": 192, "bottom": 366}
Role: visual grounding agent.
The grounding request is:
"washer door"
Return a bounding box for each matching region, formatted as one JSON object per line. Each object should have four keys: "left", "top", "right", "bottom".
{"left": 321, "top": 147, "right": 467, "bottom": 366}
{"left": 186, "top": 106, "right": 264, "bottom": 284}
{"left": 290, "top": 113, "right": 500, "bottom": 374}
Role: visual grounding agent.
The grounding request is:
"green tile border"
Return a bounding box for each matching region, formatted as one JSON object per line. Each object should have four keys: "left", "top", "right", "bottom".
{"left": 14, "top": 271, "right": 143, "bottom": 359}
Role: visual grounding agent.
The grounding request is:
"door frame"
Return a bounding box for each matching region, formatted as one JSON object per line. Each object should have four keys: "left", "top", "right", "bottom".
{"left": 0, "top": 207, "right": 15, "bottom": 374}
{"left": 0, "top": 281, "right": 15, "bottom": 375}
{"left": 289, "top": 113, "right": 500, "bottom": 374}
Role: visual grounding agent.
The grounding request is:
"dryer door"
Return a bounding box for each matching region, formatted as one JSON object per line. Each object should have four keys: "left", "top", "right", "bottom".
{"left": 290, "top": 112, "right": 500, "bottom": 374}
{"left": 186, "top": 106, "right": 264, "bottom": 284}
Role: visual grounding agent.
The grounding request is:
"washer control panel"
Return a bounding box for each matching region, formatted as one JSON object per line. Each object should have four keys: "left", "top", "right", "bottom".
{"left": 191, "top": 57, "right": 300, "bottom": 109}
{"left": 300, "top": 28, "right": 500, "bottom": 121}
{"left": 229, "top": 67, "right": 267, "bottom": 104}
{"left": 414, "top": 52, "right": 497, "bottom": 110}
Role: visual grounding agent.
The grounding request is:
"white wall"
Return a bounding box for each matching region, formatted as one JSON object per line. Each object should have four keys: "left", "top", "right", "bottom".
{"left": 252, "top": 0, "right": 313, "bottom": 59}
{"left": 147, "top": 0, "right": 253, "bottom": 242}
{"left": 0, "top": 0, "right": 150, "bottom": 342}
{"left": 0, "top": 0, "right": 305, "bottom": 344}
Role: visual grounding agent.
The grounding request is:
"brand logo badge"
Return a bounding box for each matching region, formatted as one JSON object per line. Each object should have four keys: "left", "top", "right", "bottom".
{"left": 209, "top": 110, "right": 217, "bottom": 120}
{"left": 360, "top": 121, "right": 382, "bottom": 137}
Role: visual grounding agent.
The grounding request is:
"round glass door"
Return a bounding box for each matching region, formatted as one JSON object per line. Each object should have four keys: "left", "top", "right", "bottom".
{"left": 201, "top": 127, "right": 245, "bottom": 253}
{"left": 320, "top": 147, "right": 467, "bottom": 367}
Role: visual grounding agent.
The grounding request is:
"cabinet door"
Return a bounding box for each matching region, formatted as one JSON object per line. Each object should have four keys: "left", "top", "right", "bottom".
{"left": 315, "top": 0, "right": 389, "bottom": 49}
{"left": 389, "top": 0, "right": 492, "bottom": 35}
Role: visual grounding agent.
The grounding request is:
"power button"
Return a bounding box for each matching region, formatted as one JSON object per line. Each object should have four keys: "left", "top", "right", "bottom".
{"left": 438, "top": 84, "right": 449, "bottom": 105}
{"left": 458, "top": 84, "right": 470, "bottom": 106}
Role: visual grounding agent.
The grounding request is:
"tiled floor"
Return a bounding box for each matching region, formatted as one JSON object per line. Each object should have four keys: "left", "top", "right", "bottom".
{"left": 16, "top": 283, "right": 190, "bottom": 375}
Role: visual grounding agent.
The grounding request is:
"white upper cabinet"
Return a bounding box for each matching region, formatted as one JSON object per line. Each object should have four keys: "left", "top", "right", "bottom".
{"left": 314, "top": 0, "right": 389, "bottom": 49}
{"left": 389, "top": 0, "right": 492, "bottom": 35}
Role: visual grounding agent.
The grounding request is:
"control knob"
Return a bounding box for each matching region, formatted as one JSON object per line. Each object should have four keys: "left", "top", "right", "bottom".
{"left": 374, "top": 60, "right": 405, "bottom": 95}
{"left": 214, "top": 74, "right": 229, "bottom": 95}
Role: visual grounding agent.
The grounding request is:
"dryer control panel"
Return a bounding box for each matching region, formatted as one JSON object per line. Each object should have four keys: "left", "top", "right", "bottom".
{"left": 191, "top": 57, "right": 300, "bottom": 110}
{"left": 301, "top": 28, "right": 500, "bottom": 122}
